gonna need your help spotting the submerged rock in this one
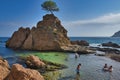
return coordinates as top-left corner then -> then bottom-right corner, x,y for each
0,57 -> 10,80
7,64 -> 44,80
6,14 -> 71,51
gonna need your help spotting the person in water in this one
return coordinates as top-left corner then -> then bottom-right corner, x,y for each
75,53 -> 79,59
108,66 -> 113,72
76,63 -> 81,74
103,63 -> 108,71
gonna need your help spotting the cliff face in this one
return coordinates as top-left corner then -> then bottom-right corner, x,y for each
112,31 -> 120,37
6,14 -> 71,51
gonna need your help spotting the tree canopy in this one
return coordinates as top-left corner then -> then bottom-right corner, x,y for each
41,0 -> 59,14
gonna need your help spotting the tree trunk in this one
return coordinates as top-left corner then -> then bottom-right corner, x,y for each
50,10 -> 53,14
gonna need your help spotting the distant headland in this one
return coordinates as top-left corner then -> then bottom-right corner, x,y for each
112,30 -> 120,37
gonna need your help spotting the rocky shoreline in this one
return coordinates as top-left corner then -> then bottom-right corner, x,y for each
0,55 -> 68,80
90,42 -> 120,62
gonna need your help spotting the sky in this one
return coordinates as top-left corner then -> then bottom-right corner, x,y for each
1,0 -> 120,37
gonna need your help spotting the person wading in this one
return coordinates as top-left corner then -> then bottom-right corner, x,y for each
76,63 -> 81,74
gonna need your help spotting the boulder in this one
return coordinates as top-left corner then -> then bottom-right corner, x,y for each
6,14 -> 71,51
102,42 -> 120,48
7,64 -> 44,80
26,55 -> 45,68
71,40 -> 89,46
0,57 -> 10,80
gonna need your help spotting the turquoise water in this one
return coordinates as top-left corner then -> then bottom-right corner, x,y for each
44,53 -> 120,80
0,37 -> 120,80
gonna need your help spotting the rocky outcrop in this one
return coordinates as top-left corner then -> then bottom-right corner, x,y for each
71,40 -> 89,46
112,30 -> 120,37
7,64 -> 44,80
25,55 -> 45,68
102,42 -> 120,48
0,57 -> 10,80
61,45 -> 95,53
6,27 -> 30,49
97,47 -> 120,54
6,14 -> 71,51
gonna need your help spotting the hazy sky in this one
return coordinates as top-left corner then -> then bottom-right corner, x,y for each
1,0 -> 120,37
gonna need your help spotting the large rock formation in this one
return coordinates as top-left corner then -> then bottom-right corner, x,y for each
112,30 -> 120,37
0,57 -> 10,80
7,64 -> 44,80
6,14 -> 71,51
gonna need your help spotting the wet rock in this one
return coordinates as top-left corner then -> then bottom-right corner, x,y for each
102,42 -> 120,48
98,48 -> 120,54
7,64 -> 44,80
25,55 -> 45,68
61,45 -> 95,54
0,56 -> 10,80
95,51 -> 105,56
71,40 -> 89,46
110,54 -> 120,62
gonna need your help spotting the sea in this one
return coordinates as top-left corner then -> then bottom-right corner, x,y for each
0,37 -> 120,80
0,37 -> 120,61
1,37 -> 120,57
70,37 -> 120,46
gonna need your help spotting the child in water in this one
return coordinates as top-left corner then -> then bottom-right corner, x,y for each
103,64 -> 113,72
76,63 -> 81,74
103,63 -> 108,71
108,66 -> 113,72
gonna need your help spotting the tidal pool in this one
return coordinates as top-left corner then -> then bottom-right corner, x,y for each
40,53 -> 120,80
16,52 -> 120,80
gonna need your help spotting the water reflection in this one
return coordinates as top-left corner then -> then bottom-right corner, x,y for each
109,73 -> 113,80
75,73 -> 81,80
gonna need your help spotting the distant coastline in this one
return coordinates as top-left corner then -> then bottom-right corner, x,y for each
112,30 -> 120,37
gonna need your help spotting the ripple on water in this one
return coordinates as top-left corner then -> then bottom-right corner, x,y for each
44,53 -> 120,80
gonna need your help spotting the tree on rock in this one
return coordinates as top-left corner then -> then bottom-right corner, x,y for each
41,0 -> 59,14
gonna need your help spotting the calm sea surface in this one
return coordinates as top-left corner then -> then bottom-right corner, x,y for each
0,37 -> 120,80
70,37 -> 120,44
